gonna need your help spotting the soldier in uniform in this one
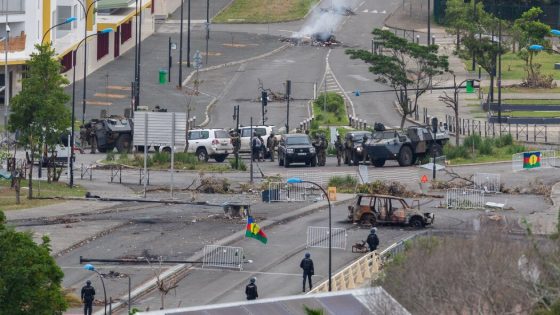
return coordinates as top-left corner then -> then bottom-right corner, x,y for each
334,135 -> 344,166
317,134 -> 327,166
80,122 -> 96,154
231,130 -> 241,167
362,133 -> 369,164
344,135 -> 354,165
266,132 -> 278,162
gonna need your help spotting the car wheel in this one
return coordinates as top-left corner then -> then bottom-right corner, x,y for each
352,152 -> 359,166
360,213 -> 377,226
196,148 -> 209,162
214,154 -> 227,163
409,216 -> 424,229
116,134 -> 132,153
279,154 -> 284,166
372,159 -> 386,167
284,157 -> 289,168
162,147 -> 172,154
398,146 -> 413,167
310,157 -> 317,167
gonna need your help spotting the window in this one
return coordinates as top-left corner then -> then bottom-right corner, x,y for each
73,5 -> 78,28
200,131 -> 209,139
286,137 -> 310,145
57,6 -> 72,31
97,31 -> 109,60
214,130 -> 229,139
188,131 -> 200,140
121,20 -> 132,44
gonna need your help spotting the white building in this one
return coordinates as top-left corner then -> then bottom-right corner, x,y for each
0,0 -> 157,106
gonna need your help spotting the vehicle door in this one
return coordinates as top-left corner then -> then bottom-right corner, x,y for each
187,131 -> 201,153
240,128 -> 252,152
214,129 -> 233,150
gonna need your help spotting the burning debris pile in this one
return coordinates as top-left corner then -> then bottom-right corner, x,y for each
320,6 -> 355,16
280,32 -> 341,47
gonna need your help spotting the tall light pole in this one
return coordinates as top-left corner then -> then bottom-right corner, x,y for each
70,29 -> 113,187
427,0 -> 431,45
178,0 -> 184,87
205,0 -> 209,64
83,263 -> 108,315
3,20 -> 9,138
287,177 -> 332,292
75,0 -> 101,124
187,0 -> 191,68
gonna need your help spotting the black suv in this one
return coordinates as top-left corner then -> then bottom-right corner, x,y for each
278,134 -> 317,167
344,131 -> 373,166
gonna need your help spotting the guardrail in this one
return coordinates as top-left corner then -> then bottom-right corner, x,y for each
308,232 -> 427,294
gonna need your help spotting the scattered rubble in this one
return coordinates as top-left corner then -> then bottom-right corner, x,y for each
357,180 -> 419,198
280,32 -> 341,47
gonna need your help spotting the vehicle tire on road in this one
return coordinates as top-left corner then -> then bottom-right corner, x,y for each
371,158 -> 385,167
409,216 -> 424,228
310,158 -> 317,167
116,134 -> 132,153
360,213 -> 376,226
161,147 -> 172,154
214,154 -> 227,163
93,137 -> 106,153
284,157 -> 290,168
352,152 -> 359,166
136,145 -> 149,153
196,148 -> 209,162
279,155 -> 284,166
398,146 -> 413,167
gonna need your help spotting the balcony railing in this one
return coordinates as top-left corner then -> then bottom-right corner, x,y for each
0,0 -> 25,14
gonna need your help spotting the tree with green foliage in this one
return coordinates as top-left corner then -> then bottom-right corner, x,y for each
346,29 -> 449,128
513,7 -> 553,88
8,44 -> 71,198
0,210 -> 68,314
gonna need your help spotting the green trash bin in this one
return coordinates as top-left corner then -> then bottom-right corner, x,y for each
158,69 -> 167,84
466,80 -> 474,93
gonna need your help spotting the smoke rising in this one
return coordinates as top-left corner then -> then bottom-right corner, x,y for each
293,0 -> 358,40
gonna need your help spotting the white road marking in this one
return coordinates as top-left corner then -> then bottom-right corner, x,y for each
348,74 -> 371,82
372,10 -> 378,14
362,9 -> 369,13
381,10 -> 387,14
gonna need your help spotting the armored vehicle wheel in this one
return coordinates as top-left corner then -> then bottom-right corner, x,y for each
371,158 -> 386,167
409,216 -> 424,229
360,213 -> 376,226
398,146 -> 413,166
116,134 -> 132,153
196,148 -> 209,162
214,154 -> 227,163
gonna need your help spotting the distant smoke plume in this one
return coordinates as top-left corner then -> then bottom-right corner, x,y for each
293,0 -> 358,40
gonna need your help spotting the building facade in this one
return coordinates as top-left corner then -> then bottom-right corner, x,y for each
0,0 -> 156,106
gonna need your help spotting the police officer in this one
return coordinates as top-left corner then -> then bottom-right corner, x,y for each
367,227 -> 380,252
81,280 -> 96,315
266,133 -> 278,162
334,134 -> 344,166
362,134 -> 369,164
252,132 -> 262,162
318,134 -> 327,166
300,252 -> 314,292
245,277 -> 259,300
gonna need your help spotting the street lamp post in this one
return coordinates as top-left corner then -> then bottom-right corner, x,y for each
75,0 -> 101,124
41,17 -> 78,44
83,263 -> 108,315
4,23 -> 9,139
70,29 -> 113,187
287,177 -> 332,291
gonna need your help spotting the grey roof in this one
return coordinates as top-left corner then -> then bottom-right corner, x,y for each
140,288 -> 410,315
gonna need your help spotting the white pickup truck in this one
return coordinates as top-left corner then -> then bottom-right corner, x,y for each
239,125 -> 279,153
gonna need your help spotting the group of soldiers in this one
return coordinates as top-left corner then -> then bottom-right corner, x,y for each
229,130 -> 279,163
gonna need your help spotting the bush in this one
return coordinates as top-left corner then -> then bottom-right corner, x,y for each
328,175 -> 357,193
478,138 -> 494,155
175,152 -> 198,165
494,134 -> 513,148
463,134 -> 482,150
443,144 -> 470,160
506,144 -> 527,155
151,152 -> 170,164
229,158 -> 247,171
106,152 -> 115,161
314,92 -> 345,113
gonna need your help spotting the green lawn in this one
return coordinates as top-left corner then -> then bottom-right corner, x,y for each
504,99 -> 560,105
0,180 -> 86,210
213,0 -> 318,23
481,86 -> 560,94
313,103 -> 349,126
103,152 -> 233,172
507,111 -> 560,118
466,52 -> 560,81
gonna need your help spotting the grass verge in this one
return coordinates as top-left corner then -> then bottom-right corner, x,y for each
213,0 -> 318,23
444,134 -> 530,165
0,180 -> 86,210
313,92 -> 349,126
104,152 -> 234,172
465,52 -> 560,81
481,86 -> 560,94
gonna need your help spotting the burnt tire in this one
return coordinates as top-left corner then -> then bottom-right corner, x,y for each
360,213 -> 377,226
116,134 -> 132,153
398,146 -> 413,167
196,148 -> 209,162
409,216 -> 424,229
372,159 -> 386,167
214,154 -> 227,163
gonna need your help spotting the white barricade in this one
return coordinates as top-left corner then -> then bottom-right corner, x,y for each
266,182 -> 308,202
446,188 -> 485,209
513,150 -> 557,171
306,226 -> 347,250
473,173 -> 501,193
202,245 -> 244,270
421,155 -> 446,171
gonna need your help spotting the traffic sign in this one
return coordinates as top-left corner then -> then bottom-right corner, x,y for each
421,175 -> 428,183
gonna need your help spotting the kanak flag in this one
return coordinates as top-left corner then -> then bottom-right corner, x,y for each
245,216 -> 268,244
523,151 -> 541,169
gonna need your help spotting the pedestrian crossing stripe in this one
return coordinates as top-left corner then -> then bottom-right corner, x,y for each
85,100 -> 112,106
94,92 -> 126,99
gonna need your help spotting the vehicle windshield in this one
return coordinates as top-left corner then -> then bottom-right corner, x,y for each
214,130 -> 229,139
373,131 -> 397,140
352,133 -> 370,141
286,136 -> 310,145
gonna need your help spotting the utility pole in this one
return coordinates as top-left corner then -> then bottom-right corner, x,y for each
178,0 -> 184,87
187,0 -> 191,68
205,0 -> 210,65
261,91 -> 267,125
4,14 -> 9,138
427,0 -> 431,46
497,7 -> 502,124
250,117 -> 253,184
472,0 -> 476,71
286,80 -> 291,133
133,0 -> 139,111
168,37 -> 172,82
233,105 -> 240,169
136,0 -> 142,107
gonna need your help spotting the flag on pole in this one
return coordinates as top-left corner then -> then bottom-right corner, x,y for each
246,216 -> 267,244
523,151 -> 541,169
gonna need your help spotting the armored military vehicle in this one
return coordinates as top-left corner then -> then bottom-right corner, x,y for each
81,117 -> 133,153
364,122 -> 449,167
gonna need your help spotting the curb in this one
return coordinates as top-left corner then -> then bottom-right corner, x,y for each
97,194 -> 355,315
524,181 -> 560,235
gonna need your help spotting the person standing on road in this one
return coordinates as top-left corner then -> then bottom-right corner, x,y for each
81,280 -> 96,315
367,227 -> 380,252
252,133 -> 262,162
267,133 -> 278,162
245,277 -> 259,300
335,135 -> 344,166
258,135 -> 266,161
300,252 -> 314,292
